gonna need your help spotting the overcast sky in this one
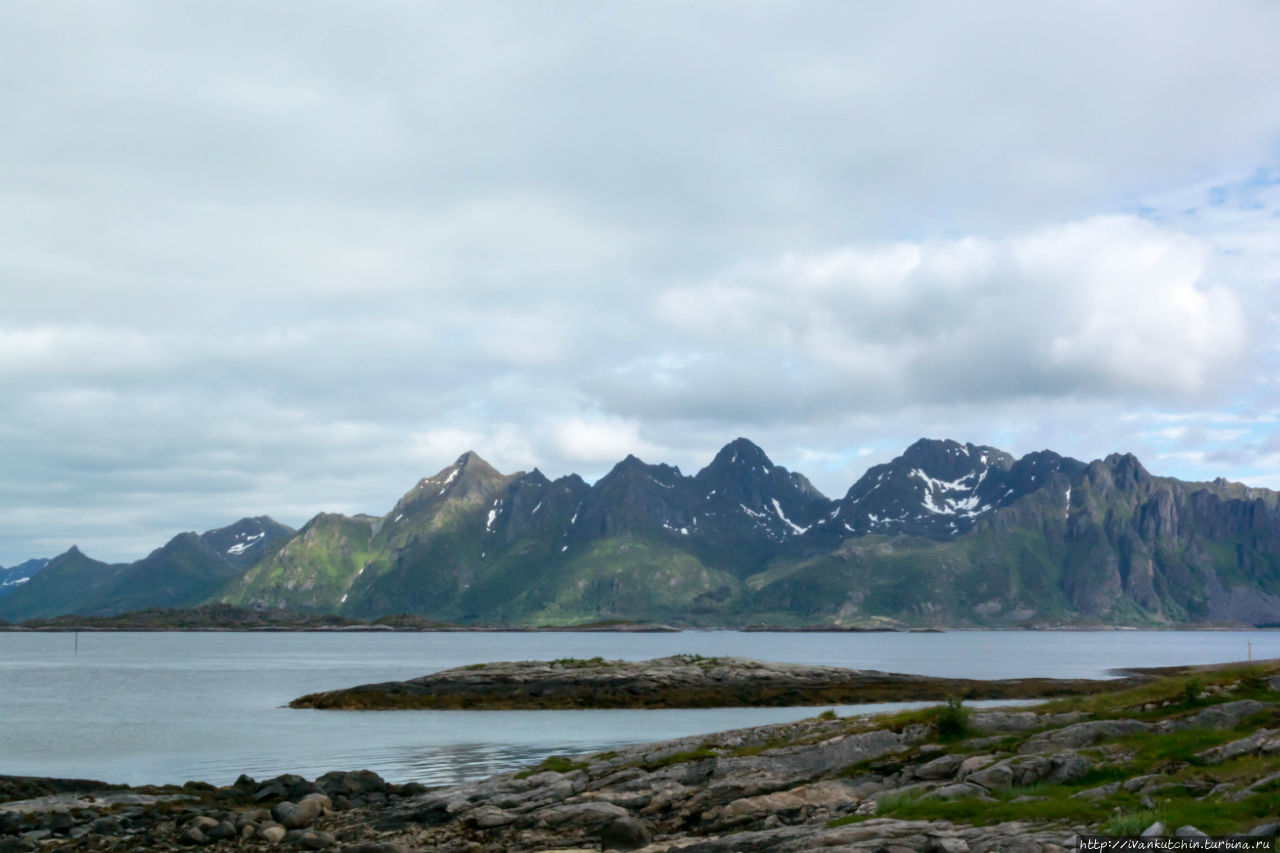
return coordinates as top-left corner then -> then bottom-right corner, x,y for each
3,1 -> 1280,564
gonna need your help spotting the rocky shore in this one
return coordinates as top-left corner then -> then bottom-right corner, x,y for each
6,661 -> 1280,851
289,655 -> 1143,711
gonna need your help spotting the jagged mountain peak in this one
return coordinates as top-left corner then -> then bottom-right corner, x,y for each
603,454 -> 684,485
708,437 -> 774,469
899,438 -> 1014,473
825,439 -> 1058,540
395,452 -> 513,512
1102,451 -> 1149,479
200,516 -> 295,569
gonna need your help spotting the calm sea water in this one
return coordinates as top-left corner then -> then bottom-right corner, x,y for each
1,630 -> 1275,787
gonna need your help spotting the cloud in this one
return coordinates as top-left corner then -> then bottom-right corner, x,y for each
622,216 -> 1246,419
1,2 -> 1279,562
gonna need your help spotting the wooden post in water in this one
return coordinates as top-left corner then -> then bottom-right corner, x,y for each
74,631 -> 78,655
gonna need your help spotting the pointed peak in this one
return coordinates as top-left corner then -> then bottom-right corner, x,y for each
709,437 -> 773,469
522,468 -> 551,487
1103,451 -> 1149,480
555,472 -> 589,490
423,451 -> 503,484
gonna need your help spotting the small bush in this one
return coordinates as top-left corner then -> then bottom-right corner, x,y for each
1238,668 -> 1266,692
1103,811 -> 1161,836
934,695 -> 971,741
817,709 -> 838,721
1182,676 -> 1205,707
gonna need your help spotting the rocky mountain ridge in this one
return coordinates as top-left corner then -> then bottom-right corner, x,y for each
0,559 -> 49,597
3,438 -> 1280,627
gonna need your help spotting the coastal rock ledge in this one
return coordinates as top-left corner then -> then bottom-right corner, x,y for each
289,655 -> 1134,710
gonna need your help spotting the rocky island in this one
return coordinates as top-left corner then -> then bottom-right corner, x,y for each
289,655 -> 1143,711
3,660 -> 1280,850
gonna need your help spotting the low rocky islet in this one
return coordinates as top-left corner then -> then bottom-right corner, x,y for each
288,654 -> 1145,711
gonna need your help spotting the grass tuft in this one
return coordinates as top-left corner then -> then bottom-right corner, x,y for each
513,754 -> 588,779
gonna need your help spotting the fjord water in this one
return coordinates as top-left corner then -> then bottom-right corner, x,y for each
2,630 -> 1276,787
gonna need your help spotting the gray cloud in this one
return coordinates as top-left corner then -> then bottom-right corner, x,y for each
2,1 -> 1280,562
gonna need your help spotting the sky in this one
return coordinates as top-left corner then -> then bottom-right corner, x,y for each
3,1 -> 1280,565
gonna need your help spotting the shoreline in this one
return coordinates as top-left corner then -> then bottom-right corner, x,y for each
4,659 -> 1279,850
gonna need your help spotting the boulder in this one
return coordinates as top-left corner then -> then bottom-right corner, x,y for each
472,807 -> 515,829
1018,720 -> 1150,753
315,770 -> 387,797
600,816 -> 652,851
46,812 -> 73,835
926,837 -> 969,853
87,816 -> 122,835
1071,782 -> 1119,801
259,823 -> 287,842
537,801 -> 629,829
966,752 -> 1092,790
1164,700 -> 1272,732
285,828 -> 336,849
930,783 -> 992,801
914,754 -> 964,781
1195,728 -> 1280,764
184,816 -> 218,833
178,826 -> 207,845
272,799 -> 322,830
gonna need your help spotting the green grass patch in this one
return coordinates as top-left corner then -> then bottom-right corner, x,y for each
549,656 -> 606,668
642,745 -> 718,771
513,755 -> 589,779
1102,810 -> 1161,836
1117,728 -> 1244,768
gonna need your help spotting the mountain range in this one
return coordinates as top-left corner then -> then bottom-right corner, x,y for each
3,438 -> 1279,628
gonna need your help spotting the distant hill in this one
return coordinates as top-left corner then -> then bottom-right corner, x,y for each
0,517 -> 292,621
0,558 -> 49,597
4,440 -> 1280,628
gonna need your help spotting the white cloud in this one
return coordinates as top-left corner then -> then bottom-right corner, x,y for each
2,2 -> 1280,562
636,216 -> 1248,418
